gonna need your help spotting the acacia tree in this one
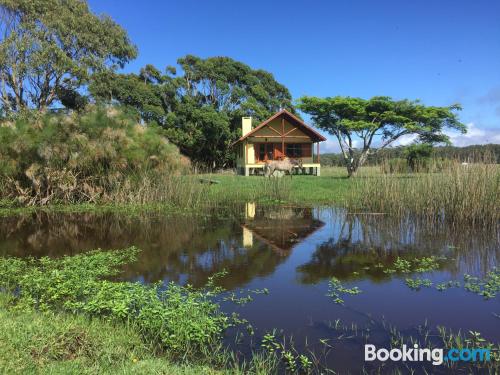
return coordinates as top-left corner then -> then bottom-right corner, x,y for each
0,0 -> 136,113
298,96 -> 466,177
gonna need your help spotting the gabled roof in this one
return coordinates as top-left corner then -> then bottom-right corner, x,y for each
232,109 -> 327,146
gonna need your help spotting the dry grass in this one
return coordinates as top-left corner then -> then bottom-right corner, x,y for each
347,162 -> 500,227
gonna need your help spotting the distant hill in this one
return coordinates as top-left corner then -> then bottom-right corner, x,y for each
320,144 -> 500,167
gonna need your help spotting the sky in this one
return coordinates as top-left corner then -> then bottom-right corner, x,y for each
88,0 -> 500,152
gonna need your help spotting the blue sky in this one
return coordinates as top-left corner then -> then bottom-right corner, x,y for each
88,0 -> 500,151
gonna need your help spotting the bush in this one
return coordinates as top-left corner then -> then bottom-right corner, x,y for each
0,107 -> 189,205
0,248 -> 230,360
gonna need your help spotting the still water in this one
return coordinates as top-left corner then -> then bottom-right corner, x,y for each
1,205 -> 499,373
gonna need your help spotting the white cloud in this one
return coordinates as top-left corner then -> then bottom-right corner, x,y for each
319,122 -> 500,154
321,138 -> 340,153
446,122 -> 500,147
320,137 -> 362,153
392,134 -> 418,147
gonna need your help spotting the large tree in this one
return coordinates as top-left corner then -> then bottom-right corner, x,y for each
0,0 -> 136,112
298,96 -> 466,177
91,56 -> 295,168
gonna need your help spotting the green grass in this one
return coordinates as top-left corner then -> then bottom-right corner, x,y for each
202,166 -> 358,205
0,294 -> 222,375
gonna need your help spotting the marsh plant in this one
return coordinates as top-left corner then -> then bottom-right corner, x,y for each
327,277 -> 362,304
348,160 -> 500,227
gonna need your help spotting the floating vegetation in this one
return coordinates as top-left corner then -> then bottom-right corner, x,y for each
223,288 -> 270,305
384,256 -> 444,275
464,268 -> 500,300
327,277 -> 362,304
405,277 -> 433,290
435,280 -> 461,291
223,292 -> 254,305
249,288 -> 270,295
413,256 -> 443,272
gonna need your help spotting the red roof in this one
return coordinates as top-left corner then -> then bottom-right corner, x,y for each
232,109 -> 327,146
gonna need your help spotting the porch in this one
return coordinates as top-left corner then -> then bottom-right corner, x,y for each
239,162 -> 321,176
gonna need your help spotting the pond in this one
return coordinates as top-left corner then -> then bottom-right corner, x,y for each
1,204 -> 499,373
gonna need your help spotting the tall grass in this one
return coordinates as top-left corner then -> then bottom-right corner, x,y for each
347,162 -> 500,227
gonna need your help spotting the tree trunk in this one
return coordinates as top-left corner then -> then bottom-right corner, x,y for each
347,164 -> 358,178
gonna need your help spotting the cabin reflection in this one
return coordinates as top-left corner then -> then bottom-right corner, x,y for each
241,203 -> 325,255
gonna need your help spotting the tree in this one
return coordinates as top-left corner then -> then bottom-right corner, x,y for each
404,143 -> 433,172
0,0 -> 136,113
298,96 -> 466,177
91,55 -> 295,168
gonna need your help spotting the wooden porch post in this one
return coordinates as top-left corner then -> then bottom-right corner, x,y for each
317,142 -> 320,163
281,117 -> 285,159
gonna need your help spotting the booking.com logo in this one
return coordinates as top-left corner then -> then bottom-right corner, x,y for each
365,344 -> 491,366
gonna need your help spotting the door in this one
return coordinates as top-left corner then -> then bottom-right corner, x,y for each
255,143 -> 274,162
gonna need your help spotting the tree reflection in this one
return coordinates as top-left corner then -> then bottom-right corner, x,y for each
296,210 -> 499,284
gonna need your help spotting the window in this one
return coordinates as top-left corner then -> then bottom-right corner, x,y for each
259,144 -> 266,161
286,143 -> 302,158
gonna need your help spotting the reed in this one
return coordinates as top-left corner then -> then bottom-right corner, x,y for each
347,161 -> 500,228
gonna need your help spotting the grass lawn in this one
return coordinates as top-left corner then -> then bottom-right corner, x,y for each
202,166 -> 378,205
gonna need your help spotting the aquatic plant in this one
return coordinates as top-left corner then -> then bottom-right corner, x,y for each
327,277 -> 362,304
261,331 -> 313,374
405,277 -> 433,290
464,268 -> 500,299
383,256 -> 444,274
435,280 -> 461,291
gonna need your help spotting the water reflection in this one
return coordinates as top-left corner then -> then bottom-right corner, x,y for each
242,203 -> 325,255
298,210 -> 499,283
0,206 -> 498,288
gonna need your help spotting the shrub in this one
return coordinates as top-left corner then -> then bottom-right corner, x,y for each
0,248 -> 230,360
0,107 -> 189,205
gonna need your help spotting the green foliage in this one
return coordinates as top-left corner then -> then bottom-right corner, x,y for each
261,332 -> 313,374
321,144 -> 500,167
0,0 -> 136,112
404,143 -> 433,172
0,296 -> 229,374
405,277 -> 433,290
383,256 -> 443,274
298,96 -> 465,176
464,269 -> 500,299
327,277 -> 362,304
91,55 -> 295,168
0,248 -> 232,360
0,107 -> 188,205
435,280 -> 461,291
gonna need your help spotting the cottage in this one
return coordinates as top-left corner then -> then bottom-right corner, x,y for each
232,109 -> 326,176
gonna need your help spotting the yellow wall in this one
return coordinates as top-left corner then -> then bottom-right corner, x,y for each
247,142 -> 255,164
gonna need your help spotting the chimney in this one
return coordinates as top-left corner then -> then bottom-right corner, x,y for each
242,117 -> 252,136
